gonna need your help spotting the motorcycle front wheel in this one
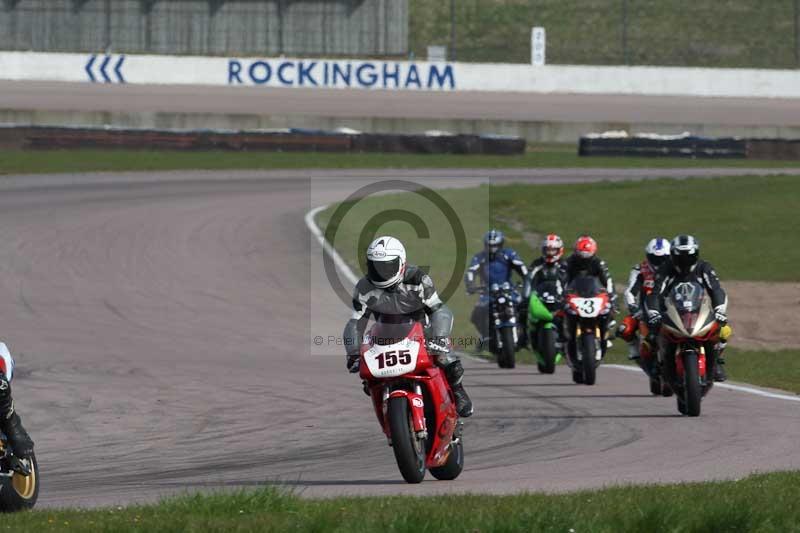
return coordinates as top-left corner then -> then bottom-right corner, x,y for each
388,397 -> 426,483
498,327 -> 516,369
682,352 -> 702,417
538,328 -> 556,374
0,452 -> 39,512
581,333 -> 597,385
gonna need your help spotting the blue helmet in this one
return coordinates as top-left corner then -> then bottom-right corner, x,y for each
484,229 -> 504,256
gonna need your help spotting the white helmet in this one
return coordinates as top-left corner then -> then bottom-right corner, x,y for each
366,236 -> 407,289
645,237 -> 671,268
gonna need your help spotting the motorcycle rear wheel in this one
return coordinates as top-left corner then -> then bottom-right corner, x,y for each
388,397 -> 426,483
0,452 -> 39,512
429,438 -> 464,481
581,333 -> 597,386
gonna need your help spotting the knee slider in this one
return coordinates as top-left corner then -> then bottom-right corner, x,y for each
719,324 -> 732,342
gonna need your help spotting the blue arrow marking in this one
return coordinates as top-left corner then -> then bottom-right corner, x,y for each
114,55 -> 126,83
99,55 -> 112,83
85,55 -> 97,82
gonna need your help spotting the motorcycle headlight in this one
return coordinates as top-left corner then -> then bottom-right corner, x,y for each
497,297 -> 506,304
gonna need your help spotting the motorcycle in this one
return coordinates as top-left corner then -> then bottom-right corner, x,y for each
359,315 -> 463,483
0,343 -> 39,512
659,280 -> 720,416
564,275 -> 612,385
527,279 -> 564,374
481,282 -> 522,369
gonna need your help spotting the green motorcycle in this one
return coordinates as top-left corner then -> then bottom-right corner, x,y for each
528,279 -> 564,374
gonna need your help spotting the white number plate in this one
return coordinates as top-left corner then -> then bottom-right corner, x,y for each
364,339 -> 421,378
572,297 -> 603,318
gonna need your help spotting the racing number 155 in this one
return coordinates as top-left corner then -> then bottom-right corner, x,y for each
377,349 -> 412,369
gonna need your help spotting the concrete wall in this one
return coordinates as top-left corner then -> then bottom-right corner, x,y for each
4,51 -> 800,98
5,109 -> 800,145
0,0 -> 408,57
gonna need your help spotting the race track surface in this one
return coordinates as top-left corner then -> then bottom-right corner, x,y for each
3,80 -> 800,126
1,168 -> 799,508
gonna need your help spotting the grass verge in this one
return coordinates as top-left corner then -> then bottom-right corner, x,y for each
317,175 -> 800,392
6,471 -> 800,532
3,149 -> 800,175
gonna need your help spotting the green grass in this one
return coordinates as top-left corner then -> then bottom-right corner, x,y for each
5,471 -> 800,532
410,0 -> 800,69
318,175 -> 800,392
3,149 -> 800,175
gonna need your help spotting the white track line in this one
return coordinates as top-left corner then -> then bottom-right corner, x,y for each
306,203 -> 799,404
606,364 -> 800,403
305,204 -> 359,286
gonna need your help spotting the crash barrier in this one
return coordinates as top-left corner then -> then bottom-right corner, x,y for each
0,125 -> 526,155
5,51 -> 800,98
578,133 -> 746,159
578,132 -> 800,160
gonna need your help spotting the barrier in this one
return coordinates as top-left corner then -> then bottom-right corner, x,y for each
0,125 -> 526,155
4,51 -> 800,98
579,133 -> 800,160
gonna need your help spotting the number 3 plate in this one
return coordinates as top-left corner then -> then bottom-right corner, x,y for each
364,339 -> 420,378
572,297 -> 603,318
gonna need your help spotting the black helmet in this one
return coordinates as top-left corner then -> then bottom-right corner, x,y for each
670,235 -> 699,275
484,229 -> 504,256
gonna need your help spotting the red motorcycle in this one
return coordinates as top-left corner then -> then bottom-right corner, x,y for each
359,315 -> 464,483
564,275 -> 612,385
659,280 -> 721,416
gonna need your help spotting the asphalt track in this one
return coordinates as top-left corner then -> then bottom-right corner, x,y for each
3,80 -> 800,126
1,168 -> 799,509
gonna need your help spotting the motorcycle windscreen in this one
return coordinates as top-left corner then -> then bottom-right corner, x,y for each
566,275 -> 604,298
370,314 -> 416,346
666,281 -> 713,337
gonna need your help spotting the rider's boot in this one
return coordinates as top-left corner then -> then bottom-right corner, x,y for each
0,375 -> 33,457
713,346 -> 727,382
714,327 -> 731,382
445,361 -> 473,417
626,340 -> 641,360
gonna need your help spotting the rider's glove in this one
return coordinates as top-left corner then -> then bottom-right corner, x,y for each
647,309 -> 662,328
426,336 -> 451,356
714,306 -> 728,325
346,354 -> 360,373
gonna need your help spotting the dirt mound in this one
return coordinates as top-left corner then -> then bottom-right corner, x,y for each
726,281 -> 800,351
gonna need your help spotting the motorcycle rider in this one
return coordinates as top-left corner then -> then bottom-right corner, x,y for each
525,234 -> 567,296
0,344 -> 34,458
618,238 -> 671,361
343,236 -> 473,417
646,235 -> 732,382
524,234 -> 568,349
564,235 -> 617,348
464,230 -> 528,349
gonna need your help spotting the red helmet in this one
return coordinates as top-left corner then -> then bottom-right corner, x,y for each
541,234 -> 564,264
574,235 -> 597,259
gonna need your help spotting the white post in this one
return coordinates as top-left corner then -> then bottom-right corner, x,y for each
531,27 -> 546,66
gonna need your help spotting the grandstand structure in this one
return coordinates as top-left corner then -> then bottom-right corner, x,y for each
0,0 -> 408,57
